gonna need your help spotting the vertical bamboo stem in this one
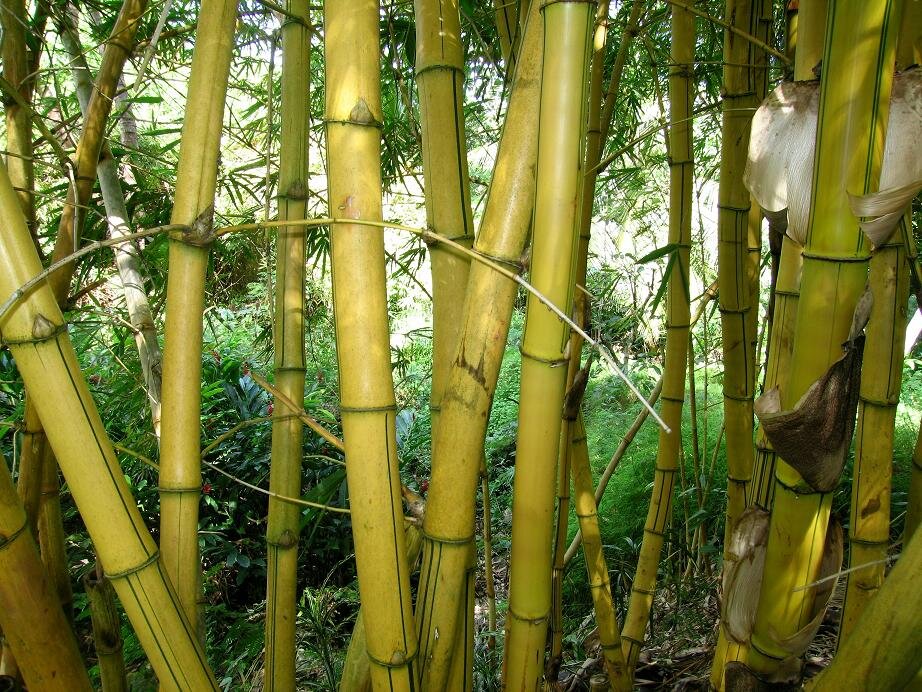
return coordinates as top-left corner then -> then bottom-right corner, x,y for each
324,2 -> 419,688
264,1 -> 309,686
159,0 -> 239,638
415,1 -> 543,685
620,0 -> 694,673
840,235 -> 909,638
501,2 -> 594,687
746,0 -> 902,677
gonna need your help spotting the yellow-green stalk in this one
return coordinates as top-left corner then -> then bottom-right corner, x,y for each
717,0 -> 760,553
840,235 -> 908,639
501,2 -> 594,687
415,1 -> 543,685
415,0 -> 474,455
0,458 -> 90,691
159,0 -> 238,638
806,529 -> 922,691
746,0 -> 902,677
0,162 -> 218,689
264,0 -> 310,686
495,0 -> 522,68
571,414 -> 630,689
908,418 -> 922,540
620,0 -> 693,672
84,572 -> 129,692
324,2 -> 419,688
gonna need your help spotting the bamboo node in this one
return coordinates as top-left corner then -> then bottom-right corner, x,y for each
519,344 -> 569,367
104,550 -> 160,580
2,316 -> 67,346
506,605 -> 549,625
365,646 -> 418,669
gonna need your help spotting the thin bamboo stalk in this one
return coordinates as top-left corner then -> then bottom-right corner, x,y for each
908,418 -> 922,540
414,1 -> 543,685
502,2 -> 594,687
324,2 -> 419,688
717,0 -> 759,558
264,0 -> 309,686
59,12 -> 163,438
571,414 -> 630,689
84,571 -> 129,692
0,163 -> 218,689
494,0 -> 521,69
746,0 -> 902,677
159,0 -> 239,639
620,0 -> 694,673
840,235 -> 909,638
0,457 -> 90,691
36,445 -> 72,620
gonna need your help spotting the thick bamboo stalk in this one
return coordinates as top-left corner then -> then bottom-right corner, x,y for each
620,0 -> 694,673
159,0 -> 238,638
414,1 -> 543,685
84,572 -> 129,692
745,0 -> 902,677
806,528 -> 922,691
324,2 -> 419,688
501,2 -> 594,687
0,457 -> 90,691
0,163 -> 218,689
840,237 -> 909,638
571,415 -> 630,689
264,0 -> 309,686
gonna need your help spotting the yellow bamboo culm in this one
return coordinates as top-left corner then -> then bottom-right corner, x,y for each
0,164 -> 218,689
412,2 -> 477,677
159,0 -> 238,639
415,1 -> 543,685
0,458 -> 90,691
501,2 -> 594,688
717,0 -> 759,560
324,2 -> 419,689
264,0 -> 310,687
620,0 -> 694,673
745,0 -> 903,678
570,416 -> 630,690
806,529 -> 922,691
839,235 -> 909,639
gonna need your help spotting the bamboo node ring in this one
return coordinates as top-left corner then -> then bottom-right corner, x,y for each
104,550 -> 160,580
1,315 -> 67,346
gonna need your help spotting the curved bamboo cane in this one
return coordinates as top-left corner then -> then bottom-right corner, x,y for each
745,0 -> 902,678
620,0 -> 694,673
159,0 -> 239,638
324,2 -> 419,688
264,1 -> 310,686
414,1 -> 543,685
0,163 -> 218,689
0,458 -> 90,691
501,2 -> 594,687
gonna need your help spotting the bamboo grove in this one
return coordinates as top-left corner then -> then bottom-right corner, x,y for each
0,0 -> 920,690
